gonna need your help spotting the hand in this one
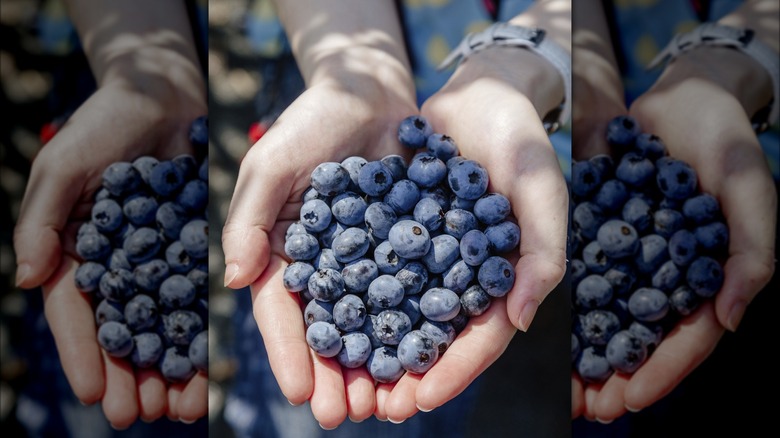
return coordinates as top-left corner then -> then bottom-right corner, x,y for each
376,47 -> 569,422
13,53 -> 207,427
221,58 -> 418,428
572,47 -> 777,422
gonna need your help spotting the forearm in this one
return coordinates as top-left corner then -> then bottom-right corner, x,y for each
64,0 -> 202,89
272,0 -> 414,96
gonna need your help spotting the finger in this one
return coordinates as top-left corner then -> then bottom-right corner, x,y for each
343,367 -> 376,423
383,372 -> 421,424
101,351 -> 139,429
167,383 -> 185,421
593,372 -> 630,423
222,136 -> 296,288
251,255 -> 313,403
623,301 -> 724,412
41,256 -> 104,404
309,351 -> 347,430
373,383 -> 393,421
177,372 -> 209,423
582,382 -> 603,421
571,373 -> 585,419
414,299 -> 516,412
136,368 -> 167,422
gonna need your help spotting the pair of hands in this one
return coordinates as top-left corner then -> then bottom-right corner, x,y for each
222,47 -> 569,428
571,47 -> 777,422
13,56 -> 208,427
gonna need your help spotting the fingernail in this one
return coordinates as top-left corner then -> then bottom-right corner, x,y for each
376,417 -> 388,422
596,417 -> 613,425
416,404 -> 433,413
727,300 -> 747,332
518,300 -> 540,332
625,404 -> 641,413
181,418 -> 196,424
288,399 -> 303,407
348,415 -> 363,423
224,263 -> 239,287
15,264 -> 30,287
319,423 -> 336,430
110,423 -> 128,431
387,417 -> 404,424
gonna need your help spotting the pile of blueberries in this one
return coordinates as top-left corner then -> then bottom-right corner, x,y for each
283,116 -> 519,383
571,115 -> 728,383
73,117 -> 209,383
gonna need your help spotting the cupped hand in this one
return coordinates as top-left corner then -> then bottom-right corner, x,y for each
572,52 -> 776,422
377,47 -> 569,423
13,65 -> 207,427
222,75 -> 418,428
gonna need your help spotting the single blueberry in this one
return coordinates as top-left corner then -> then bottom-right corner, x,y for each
97,321 -> 134,357
448,159 -> 488,200
310,162 -> 350,196
336,332 -> 372,368
397,330 -> 439,374
188,330 -> 208,372
686,256 -> 724,298
477,256 -> 515,297
398,115 -> 433,149
131,332 -> 164,368
305,321 -> 342,357
628,287 -> 669,322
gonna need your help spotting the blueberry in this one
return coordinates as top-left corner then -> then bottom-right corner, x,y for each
285,222 -> 308,239
589,154 -> 615,180
460,229 -> 490,266
394,261 -> 428,295
484,221 -> 521,254
426,133 -> 459,161
616,152 -> 655,188
341,258 -> 379,294
621,197 -> 653,234
164,310 -> 203,346
303,299 -> 335,326
459,284 -> 491,317
318,221 -> 347,248
606,115 -> 640,147
682,193 -> 719,225
149,160 -> 185,197
121,227 -> 161,264
419,186 -> 451,211
420,320 -> 456,355
132,156 -> 159,184
160,275 -> 197,309
367,346 -> 405,383
575,274 -> 613,309
97,321 -> 134,357
582,241 -> 613,274
198,159 -> 208,181
187,265 -> 208,295
448,159 -> 489,200
398,115 -> 433,149
694,221 -> 729,252
364,202 -> 397,240
576,346 -> 613,383
628,287 -> 668,322
173,154 -> 199,180
188,330 -> 208,372
593,180 -> 629,213
597,220 -> 639,259
336,332 -> 372,368
331,192 -> 368,226
668,229 -> 698,266
571,259 -> 587,288
178,219 -> 208,259
310,162 -> 350,196
572,160 -> 603,198
75,262 -> 107,293
189,115 -> 208,146
328,227 -> 368,263
124,294 -> 158,331
634,234 -> 669,274
91,199 -> 124,233
313,248 -> 343,272
95,299 -> 125,325
446,155 -> 466,170
380,155 -> 408,182
306,321 -> 342,357
333,294 -> 367,332
634,133 -> 666,160
388,220 -> 431,259
574,203 -> 607,244
308,268 -> 346,302
653,208 -> 685,238
628,321 -> 664,350
449,313 -> 469,334
443,260 -> 474,294
397,330 -> 439,373
99,268 -> 135,302
165,241 -> 196,273
603,263 -> 635,296
102,161 -> 142,197
413,197 -> 445,231
373,240 -> 408,275
176,179 -> 208,213
606,330 -> 648,373
686,256 -> 724,298
284,232 -> 319,261
651,260 -> 681,292
443,209 -> 478,239
301,186 -> 331,204
450,196 -> 476,211
131,332 -> 164,368
399,295 -> 422,326
581,310 -> 621,346
478,256 -> 515,297
419,288 -> 461,322
160,346 -> 196,383
360,315 -> 383,349
656,159 -> 697,200
156,201 -> 190,241
669,285 -> 699,316
300,199 -> 332,233
341,156 -> 368,191
408,153 -> 447,188
473,193 -> 511,226
358,161 -> 394,196
367,275 -> 405,309
122,195 -> 159,226
284,261 -> 316,292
